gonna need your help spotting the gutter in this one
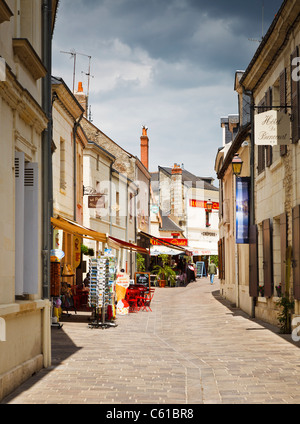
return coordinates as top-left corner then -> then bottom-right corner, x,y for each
73,112 -> 84,220
42,0 -> 53,300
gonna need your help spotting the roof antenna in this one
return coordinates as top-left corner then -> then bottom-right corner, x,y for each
248,0 -> 265,44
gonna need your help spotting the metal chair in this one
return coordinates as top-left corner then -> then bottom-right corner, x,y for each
137,288 -> 155,312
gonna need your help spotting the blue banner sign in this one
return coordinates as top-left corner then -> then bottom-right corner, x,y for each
236,177 -> 250,244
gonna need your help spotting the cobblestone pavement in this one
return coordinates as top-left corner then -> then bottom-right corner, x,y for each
2,277 -> 300,404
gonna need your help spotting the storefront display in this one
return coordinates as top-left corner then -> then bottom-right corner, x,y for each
88,254 -> 117,329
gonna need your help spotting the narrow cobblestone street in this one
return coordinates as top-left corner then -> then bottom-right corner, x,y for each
2,277 -> 300,405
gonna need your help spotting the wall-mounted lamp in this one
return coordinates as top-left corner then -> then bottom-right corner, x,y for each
232,153 -> 243,176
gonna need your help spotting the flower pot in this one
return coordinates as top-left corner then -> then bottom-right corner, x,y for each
159,280 -> 166,288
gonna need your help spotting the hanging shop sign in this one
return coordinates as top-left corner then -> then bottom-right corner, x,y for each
150,238 -> 188,246
189,199 -> 219,210
254,110 -> 291,146
236,177 -> 250,244
88,195 -> 105,209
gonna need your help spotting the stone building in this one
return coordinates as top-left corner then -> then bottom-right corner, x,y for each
215,0 -> 300,328
0,0 -> 58,401
150,164 -> 219,267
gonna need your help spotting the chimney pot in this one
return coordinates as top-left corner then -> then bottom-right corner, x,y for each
140,126 -> 149,170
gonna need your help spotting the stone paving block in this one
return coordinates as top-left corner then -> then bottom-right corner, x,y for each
2,278 -> 300,404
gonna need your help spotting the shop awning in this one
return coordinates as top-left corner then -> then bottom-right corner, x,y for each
108,235 -> 149,255
139,231 -> 193,256
51,216 -> 107,243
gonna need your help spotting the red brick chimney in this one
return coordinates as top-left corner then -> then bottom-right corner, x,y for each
171,163 -> 182,175
140,126 -> 149,170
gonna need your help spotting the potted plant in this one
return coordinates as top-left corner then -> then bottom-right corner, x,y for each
153,254 -> 176,287
136,253 -> 146,272
275,284 -> 282,297
258,285 -> 264,297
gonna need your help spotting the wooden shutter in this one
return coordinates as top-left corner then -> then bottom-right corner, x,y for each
23,163 -> 39,295
293,205 -> 300,300
249,225 -> 258,297
280,69 -> 287,156
262,219 -> 273,297
291,47 -> 300,144
280,213 -> 287,294
265,88 -> 273,167
257,99 -> 266,174
15,151 -> 25,296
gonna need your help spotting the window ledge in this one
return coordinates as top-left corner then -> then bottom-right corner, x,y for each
0,0 -> 13,24
13,38 -> 46,80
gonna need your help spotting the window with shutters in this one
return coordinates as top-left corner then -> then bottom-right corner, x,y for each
257,99 -> 266,175
265,87 -> 273,167
273,217 -> 281,295
280,213 -> 287,295
262,219 -> 273,298
14,152 -> 39,296
249,225 -> 258,297
279,69 -> 288,156
291,47 -> 300,144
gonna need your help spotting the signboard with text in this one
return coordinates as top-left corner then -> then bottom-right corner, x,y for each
150,238 -> 188,246
254,110 -> 291,146
236,177 -> 250,244
189,199 -> 219,210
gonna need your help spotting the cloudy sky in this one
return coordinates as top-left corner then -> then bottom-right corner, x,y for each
52,0 -> 283,181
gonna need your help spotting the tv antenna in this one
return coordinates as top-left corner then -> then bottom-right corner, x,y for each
60,49 -> 92,93
81,55 -> 94,103
248,1 -> 265,43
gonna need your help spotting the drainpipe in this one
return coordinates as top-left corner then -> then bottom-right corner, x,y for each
42,0 -> 52,300
73,112 -> 84,220
248,90 -> 256,318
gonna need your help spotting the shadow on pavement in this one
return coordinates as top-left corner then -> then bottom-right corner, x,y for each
211,289 -> 300,349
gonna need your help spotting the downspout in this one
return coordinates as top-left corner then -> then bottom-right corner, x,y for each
73,112 -> 84,220
109,162 -> 113,235
248,89 -> 256,318
42,0 -> 52,300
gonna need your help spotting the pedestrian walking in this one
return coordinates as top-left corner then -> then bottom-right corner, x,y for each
208,262 -> 217,284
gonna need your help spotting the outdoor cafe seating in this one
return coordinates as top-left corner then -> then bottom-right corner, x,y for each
125,285 -> 155,313
136,288 -> 155,312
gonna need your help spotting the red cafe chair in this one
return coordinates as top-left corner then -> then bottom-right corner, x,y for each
137,288 -> 155,312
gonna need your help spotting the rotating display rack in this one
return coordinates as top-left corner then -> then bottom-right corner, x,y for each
88,255 -> 117,329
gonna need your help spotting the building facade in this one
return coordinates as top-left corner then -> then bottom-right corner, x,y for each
0,0 -> 58,401
215,0 -> 300,328
150,164 -> 219,267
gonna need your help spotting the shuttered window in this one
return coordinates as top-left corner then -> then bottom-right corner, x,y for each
280,69 -> 288,156
292,205 -> 300,300
249,224 -> 258,297
262,219 -> 273,297
257,99 -> 266,174
280,213 -> 287,294
291,47 -> 300,144
218,238 -> 225,280
265,88 -> 273,167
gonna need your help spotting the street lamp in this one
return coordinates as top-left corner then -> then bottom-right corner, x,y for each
232,153 -> 243,176
205,199 -> 213,213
